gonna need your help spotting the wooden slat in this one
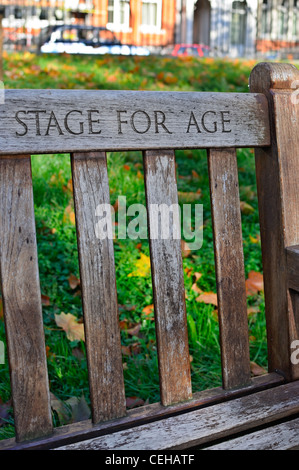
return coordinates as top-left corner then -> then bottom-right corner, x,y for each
208,148 -> 251,389
250,63 -> 299,381
0,372 -> 284,450
206,416 -> 299,450
143,150 -> 192,406
0,155 -> 53,442
286,245 -> 299,291
71,151 -> 126,423
53,381 -> 299,450
0,90 -> 270,155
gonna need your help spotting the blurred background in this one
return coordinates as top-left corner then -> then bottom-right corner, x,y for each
0,0 -> 297,60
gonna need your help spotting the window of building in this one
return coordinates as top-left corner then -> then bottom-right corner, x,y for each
107,0 -> 130,32
141,0 -> 162,31
231,1 -> 247,46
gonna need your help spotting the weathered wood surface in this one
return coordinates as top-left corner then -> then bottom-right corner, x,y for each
0,90 -> 270,155
143,150 -> 192,405
54,381 -> 299,450
71,152 -> 126,423
286,246 -> 299,291
250,62 -> 299,381
0,155 -> 53,442
206,416 -> 299,450
0,372 -> 284,450
208,148 -> 251,390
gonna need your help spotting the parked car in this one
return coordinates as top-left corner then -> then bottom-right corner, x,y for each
40,25 -> 150,56
171,44 -> 210,57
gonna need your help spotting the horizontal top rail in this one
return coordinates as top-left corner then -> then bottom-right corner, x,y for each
0,90 -> 270,155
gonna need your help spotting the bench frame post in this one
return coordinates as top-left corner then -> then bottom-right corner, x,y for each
250,63 -> 299,381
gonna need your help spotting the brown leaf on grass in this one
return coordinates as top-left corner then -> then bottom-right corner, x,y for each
196,292 -> 218,307
68,274 -> 80,290
181,240 -> 191,258
0,398 -> 12,427
247,306 -> 260,316
121,345 -> 131,356
41,294 -> 51,306
245,271 -> 264,296
126,323 -> 142,337
63,204 -> 76,225
250,361 -> 267,376
191,283 -> 203,294
240,201 -> 255,215
126,396 -> 145,409
54,312 -> 85,342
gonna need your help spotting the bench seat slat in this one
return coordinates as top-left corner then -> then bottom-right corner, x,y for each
143,150 -> 192,406
53,380 -> 299,450
208,148 -> 251,389
0,155 -> 53,442
71,151 -> 126,423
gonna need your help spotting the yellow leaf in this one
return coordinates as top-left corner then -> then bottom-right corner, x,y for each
128,253 -> 151,277
55,312 -> 85,342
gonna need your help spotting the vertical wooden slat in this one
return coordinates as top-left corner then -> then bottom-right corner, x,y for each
208,148 -> 251,389
0,155 -> 52,442
143,150 -> 192,406
71,151 -> 126,423
250,62 -> 299,381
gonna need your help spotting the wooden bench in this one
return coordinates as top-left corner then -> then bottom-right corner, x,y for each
0,62 -> 299,451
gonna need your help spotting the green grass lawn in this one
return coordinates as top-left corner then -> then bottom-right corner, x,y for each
0,52 -> 270,438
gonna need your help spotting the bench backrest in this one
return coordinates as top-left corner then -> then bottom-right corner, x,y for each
0,62 -> 299,445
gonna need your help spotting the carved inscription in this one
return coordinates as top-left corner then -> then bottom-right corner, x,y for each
14,109 -> 232,137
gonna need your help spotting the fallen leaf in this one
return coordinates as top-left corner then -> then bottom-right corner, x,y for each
191,283 -> 203,294
128,253 -> 151,277
126,323 -> 142,337
68,274 -> 80,290
240,201 -> 255,215
142,304 -> 154,316
126,396 -> 145,409
121,345 -> 131,356
41,294 -> 51,306
245,271 -> 264,296
0,398 -> 12,427
196,292 -> 218,307
50,392 -> 70,424
63,204 -> 76,225
249,234 -> 260,244
250,361 -> 267,376
247,306 -> 260,316
178,191 -> 202,203
54,312 -> 85,342
181,240 -> 191,258
65,395 -> 91,423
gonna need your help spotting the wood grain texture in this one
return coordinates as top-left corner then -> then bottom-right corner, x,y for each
208,149 -> 251,389
71,151 -> 126,423
206,416 -> 299,450
286,246 -> 299,291
0,90 -> 270,155
143,150 -> 192,406
0,372 -> 284,450
250,62 -> 299,381
54,381 -> 299,450
0,156 -> 52,442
